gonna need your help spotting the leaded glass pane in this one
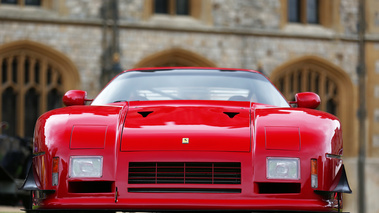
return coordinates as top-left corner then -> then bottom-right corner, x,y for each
25,0 -> 41,6
288,0 -> 301,23
1,59 -> 7,84
47,67 -> 52,84
34,61 -> 40,83
2,88 -> 16,136
154,0 -> 169,14
1,0 -> 17,4
307,0 -> 319,24
24,58 -> 30,84
326,99 -> 337,115
12,58 -> 17,83
176,0 -> 189,15
48,89 -> 62,111
24,89 -> 39,138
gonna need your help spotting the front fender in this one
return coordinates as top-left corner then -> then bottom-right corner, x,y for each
31,105 -> 124,194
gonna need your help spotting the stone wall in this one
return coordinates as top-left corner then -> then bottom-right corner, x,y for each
62,0 -> 102,19
119,0 -> 145,22
340,0 -> 359,34
212,0 -> 281,29
0,21 -> 102,95
119,28 -> 358,83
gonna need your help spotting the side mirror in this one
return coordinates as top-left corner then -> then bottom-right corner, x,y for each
63,90 -> 91,106
293,92 -> 320,109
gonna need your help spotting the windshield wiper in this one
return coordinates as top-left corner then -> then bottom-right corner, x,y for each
112,100 -> 127,103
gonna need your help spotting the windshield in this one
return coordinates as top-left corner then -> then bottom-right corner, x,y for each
92,69 -> 289,107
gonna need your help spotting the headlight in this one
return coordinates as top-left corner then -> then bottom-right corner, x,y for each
267,157 -> 300,180
70,156 -> 103,178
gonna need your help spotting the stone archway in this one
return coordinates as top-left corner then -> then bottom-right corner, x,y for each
134,48 -> 217,68
270,56 -> 356,156
0,40 -> 80,137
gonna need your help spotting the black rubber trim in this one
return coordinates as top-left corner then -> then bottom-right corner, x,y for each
128,188 -> 241,193
19,163 -> 55,194
21,209 -> 350,213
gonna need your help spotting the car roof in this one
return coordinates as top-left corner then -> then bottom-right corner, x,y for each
122,67 -> 261,74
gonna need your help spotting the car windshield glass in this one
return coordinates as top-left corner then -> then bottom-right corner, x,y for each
92,69 -> 289,107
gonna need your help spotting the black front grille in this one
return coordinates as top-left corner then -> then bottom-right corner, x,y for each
128,162 -> 241,184
128,188 -> 241,193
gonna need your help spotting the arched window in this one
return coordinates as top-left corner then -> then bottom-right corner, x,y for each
0,41 -> 79,138
273,65 -> 339,116
270,56 -> 356,156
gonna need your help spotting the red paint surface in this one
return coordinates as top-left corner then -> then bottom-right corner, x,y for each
265,126 -> 300,151
70,125 -> 107,149
122,101 -> 251,152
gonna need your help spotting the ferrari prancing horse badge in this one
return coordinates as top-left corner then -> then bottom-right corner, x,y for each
182,138 -> 189,144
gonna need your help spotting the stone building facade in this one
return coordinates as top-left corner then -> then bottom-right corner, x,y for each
0,0 -> 379,212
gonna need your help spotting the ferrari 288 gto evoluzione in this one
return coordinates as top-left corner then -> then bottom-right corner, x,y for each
21,67 -> 352,212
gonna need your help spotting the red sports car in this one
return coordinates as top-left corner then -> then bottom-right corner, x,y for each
21,67 -> 351,212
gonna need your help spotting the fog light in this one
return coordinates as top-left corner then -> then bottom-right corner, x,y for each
267,157 -> 300,180
70,156 -> 103,178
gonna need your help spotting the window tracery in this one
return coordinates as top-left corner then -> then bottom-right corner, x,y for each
0,41 -> 78,138
273,63 -> 340,116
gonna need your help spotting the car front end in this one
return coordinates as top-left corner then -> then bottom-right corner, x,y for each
22,68 -> 351,212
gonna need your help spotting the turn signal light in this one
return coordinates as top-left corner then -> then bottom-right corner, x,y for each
52,157 -> 59,186
311,159 -> 318,188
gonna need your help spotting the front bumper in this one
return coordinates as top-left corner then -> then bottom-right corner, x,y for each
23,151 -> 351,212
32,196 -> 343,212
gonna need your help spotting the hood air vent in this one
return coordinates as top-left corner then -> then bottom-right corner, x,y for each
137,111 -> 153,117
223,112 -> 240,118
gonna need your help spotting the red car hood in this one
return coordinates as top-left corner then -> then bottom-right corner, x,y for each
121,101 -> 251,152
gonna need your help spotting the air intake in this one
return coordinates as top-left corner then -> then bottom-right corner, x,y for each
128,162 -> 241,184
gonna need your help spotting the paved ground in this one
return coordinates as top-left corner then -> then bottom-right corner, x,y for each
0,206 -> 23,213
0,206 -> 135,213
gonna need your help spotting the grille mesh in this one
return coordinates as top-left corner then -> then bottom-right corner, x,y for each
128,162 -> 241,184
